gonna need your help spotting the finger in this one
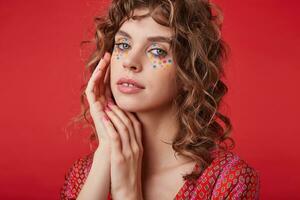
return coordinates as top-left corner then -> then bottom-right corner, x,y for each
101,113 -> 122,156
104,105 -> 133,156
103,63 -> 110,85
86,56 -> 107,97
85,67 -> 102,105
99,54 -> 111,99
96,64 -> 111,105
94,53 -> 111,101
85,52 -> 110,105
104,64 -> 113,101
107,102 -> 137,150
125,111 -> 143,153
91,109 -> 111,142
125,112 -> 143,186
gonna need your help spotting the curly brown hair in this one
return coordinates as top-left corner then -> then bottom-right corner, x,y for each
68,0 -> 235,182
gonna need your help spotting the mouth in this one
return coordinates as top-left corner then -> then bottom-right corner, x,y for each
116,77 -> 145,94
117,84 -> 144,94
116,78 -> 145,89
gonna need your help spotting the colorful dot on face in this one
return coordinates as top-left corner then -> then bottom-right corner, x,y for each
112,38 -> 130,61
145,43 -> 174,69
113,50 -> 128,61
149,57 -> 173,69
147,52 -> 174,69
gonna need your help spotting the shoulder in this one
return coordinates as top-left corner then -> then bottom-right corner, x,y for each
60,152 -> 95,200
193,150 -> 260,199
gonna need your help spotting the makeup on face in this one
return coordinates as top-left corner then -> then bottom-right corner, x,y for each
146,43 -> 173,68
112,33 -> 173,69
112,38 -> 130,60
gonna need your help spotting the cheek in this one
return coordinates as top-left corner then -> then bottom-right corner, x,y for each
148,73 -> 178,105
150,67 -> 177,92
146,53 -> 173,69
112,48 -> 129,61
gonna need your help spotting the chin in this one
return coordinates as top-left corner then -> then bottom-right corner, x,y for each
114,96 -> 156,113
114,97 -> 140,111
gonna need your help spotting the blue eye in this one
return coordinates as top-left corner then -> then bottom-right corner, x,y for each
150,48 -> 167,58
115,43 -> 130,51
114,42 -> 167,58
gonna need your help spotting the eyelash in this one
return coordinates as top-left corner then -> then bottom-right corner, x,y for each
114,42 -> 167,58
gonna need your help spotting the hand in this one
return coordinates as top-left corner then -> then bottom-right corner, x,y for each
101,100 -> 144,200
78,52 -> 116,200
85,51 -> 113,149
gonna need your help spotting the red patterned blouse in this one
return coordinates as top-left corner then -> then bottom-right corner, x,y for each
60,150 -> 260,199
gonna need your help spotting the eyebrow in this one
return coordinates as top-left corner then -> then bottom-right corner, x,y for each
115,29 -> 172,44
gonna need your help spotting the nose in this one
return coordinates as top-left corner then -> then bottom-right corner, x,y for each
123,64 -> 141,72
122,51 -> 143,72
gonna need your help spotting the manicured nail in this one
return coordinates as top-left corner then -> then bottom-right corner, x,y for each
103,52 -> 110,61
104,101 -> 108,107
102,52 -> 106,59
107,99 -> 115,106
104,105 -> 112,111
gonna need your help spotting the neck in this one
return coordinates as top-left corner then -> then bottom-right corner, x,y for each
135,103 -> 189,175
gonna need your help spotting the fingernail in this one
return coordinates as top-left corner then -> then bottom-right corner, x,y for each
104,101 -> 108,107
103,52 -> 110,61
104,105 -> 112,111
107,98 -> 115,106
102,52 -> 107,59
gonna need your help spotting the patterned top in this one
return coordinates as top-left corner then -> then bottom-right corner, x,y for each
60,150 -> 260,199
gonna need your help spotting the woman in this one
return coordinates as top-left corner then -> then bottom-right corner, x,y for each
61,0 -> 260,199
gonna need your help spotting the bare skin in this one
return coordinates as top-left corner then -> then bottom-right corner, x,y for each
77,53 -> 112,200
77,8 -> 197,200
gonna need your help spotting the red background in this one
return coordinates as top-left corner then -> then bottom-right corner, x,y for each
0,0 -> 299,199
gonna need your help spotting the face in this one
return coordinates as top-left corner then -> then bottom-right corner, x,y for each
110,8 -> 178,113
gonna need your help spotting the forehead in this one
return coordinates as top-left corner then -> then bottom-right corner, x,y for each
116,8 -> 173,39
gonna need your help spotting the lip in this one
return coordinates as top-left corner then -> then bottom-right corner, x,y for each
117,84 -> 144,94
117,78 -> 145,89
